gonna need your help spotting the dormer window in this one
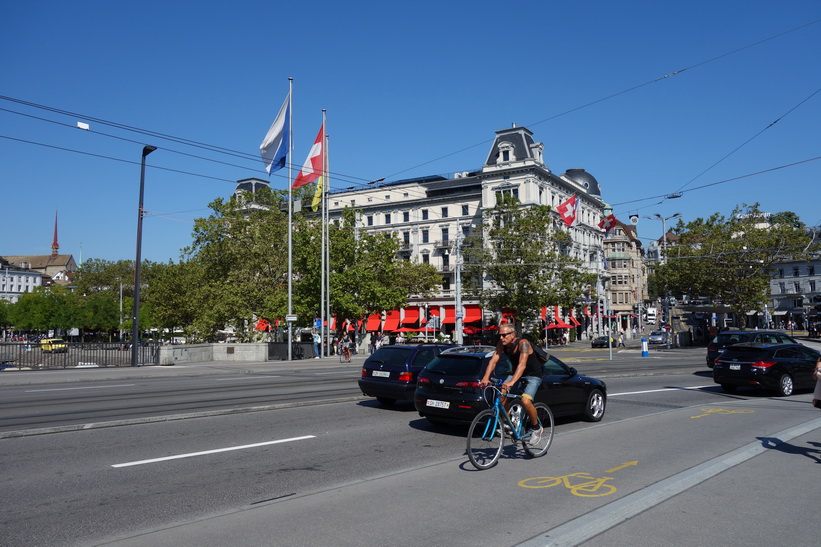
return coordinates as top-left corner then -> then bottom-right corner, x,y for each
497,141 -> 516,163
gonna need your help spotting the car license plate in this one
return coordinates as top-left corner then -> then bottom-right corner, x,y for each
372,371 -> 390,378
426,399 -> 450,409
729,364 -> 741,371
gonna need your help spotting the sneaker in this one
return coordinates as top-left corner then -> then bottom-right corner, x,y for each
528,426 -> 544,446
503,424 -> 512,434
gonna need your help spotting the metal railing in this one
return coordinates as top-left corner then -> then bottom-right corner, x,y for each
0,342 -> 160,370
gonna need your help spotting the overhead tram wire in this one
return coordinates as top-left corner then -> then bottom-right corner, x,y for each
670,87 -> 821,195
0,96 -> 371,188
381,19 -> 821,181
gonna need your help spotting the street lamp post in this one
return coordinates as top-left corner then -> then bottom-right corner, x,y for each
644,213 -> 681,349
131,145 -> 157,367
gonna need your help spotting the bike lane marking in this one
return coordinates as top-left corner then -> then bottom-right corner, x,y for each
517,416 -> 821,547
690,407 -> 754,419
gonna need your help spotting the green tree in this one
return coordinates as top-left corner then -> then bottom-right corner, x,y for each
655,203 -> 812,328
309,208 -> 440,332
462,194 -> 593,333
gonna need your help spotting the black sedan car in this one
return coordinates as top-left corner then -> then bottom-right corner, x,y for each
358,344 -> 451,405
713,342 -> 819,396
414,346 -> 606,425
706,330 -> 796,368
591,336 -> 614,348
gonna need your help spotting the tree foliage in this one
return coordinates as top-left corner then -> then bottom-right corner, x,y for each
462,194 -> 594,331
654,203 -> 812,327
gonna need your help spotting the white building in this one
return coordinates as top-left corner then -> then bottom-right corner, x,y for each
0,258 -> 43,303
325,125 -> 608,333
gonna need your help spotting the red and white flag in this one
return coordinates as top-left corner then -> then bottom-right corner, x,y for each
292,123 -> 325,189
598,213 -> 617,232
556,195 -> 578,227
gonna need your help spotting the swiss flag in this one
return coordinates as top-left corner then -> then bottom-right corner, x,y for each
556,195 -> 578,227
292,123 -> 325,189
598,214 -> 617,232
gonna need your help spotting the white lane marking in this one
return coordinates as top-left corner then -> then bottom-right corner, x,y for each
519,417 -> 821,547
112,435 -> 316,468
213,376 -> 281,381
609,385 -> 714,397
26,384 -> 136,392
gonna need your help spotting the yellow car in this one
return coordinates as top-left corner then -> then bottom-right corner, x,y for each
40,338 -> 68,353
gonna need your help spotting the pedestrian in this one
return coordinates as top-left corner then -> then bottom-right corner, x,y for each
312,331 -> 321,359
813,356 -> 821,409
618,332 -> 625,348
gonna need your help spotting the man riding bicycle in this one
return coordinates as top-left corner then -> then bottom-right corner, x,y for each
480,325 -> 544,444
338,333 -> 352,360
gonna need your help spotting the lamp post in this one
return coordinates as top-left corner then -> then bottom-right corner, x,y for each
131,145 -> 157,367
644,213 -> 681,349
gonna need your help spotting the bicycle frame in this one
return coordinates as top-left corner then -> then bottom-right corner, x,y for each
480,383 -> 527,441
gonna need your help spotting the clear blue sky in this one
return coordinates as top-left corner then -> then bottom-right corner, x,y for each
2,1 -> 819,263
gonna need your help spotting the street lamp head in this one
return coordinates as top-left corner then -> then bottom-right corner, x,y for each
142,145 -> 157,158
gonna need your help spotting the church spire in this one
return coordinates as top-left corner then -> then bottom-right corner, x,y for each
51,210 -> 59,258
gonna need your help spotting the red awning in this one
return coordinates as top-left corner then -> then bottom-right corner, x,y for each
463,305 -> 482,323
569,316 -> 581,326
583,306 -> 592,317
441,306 -> 455,324
365,314 -> 382,331
383,310 -> 400,331
402,308 -> 420,325
330,317 -> 337,330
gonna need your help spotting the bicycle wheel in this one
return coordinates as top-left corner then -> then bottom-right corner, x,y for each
522,403 -> 554,458
467,409 -> 505,470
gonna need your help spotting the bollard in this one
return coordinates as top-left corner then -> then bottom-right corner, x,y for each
641,338 -> 649,357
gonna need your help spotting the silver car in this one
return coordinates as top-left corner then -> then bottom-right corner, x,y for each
648,330 -> 668,345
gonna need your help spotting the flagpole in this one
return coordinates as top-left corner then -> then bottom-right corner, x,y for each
287,77 -> 294,361
320,110 -> 327,357
324,119 -> 331,358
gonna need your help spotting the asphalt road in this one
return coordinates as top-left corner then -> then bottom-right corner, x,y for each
2,342 -> 820,546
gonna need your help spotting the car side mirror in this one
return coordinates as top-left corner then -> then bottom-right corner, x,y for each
568,367 -> 578,377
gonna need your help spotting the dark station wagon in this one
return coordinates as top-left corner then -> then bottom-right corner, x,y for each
358,344 -> 451,405
713,342 -> 819,396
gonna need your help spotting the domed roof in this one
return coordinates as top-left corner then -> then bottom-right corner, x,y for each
562,168 -> 601,196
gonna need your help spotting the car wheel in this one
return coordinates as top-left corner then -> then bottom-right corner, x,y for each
376,397 -> 397,406
583,389 -> 606,422
720,384 -> 737,393
776,374 -> 794,397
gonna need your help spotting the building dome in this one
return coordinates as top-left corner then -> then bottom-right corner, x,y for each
563,168 -> 601,196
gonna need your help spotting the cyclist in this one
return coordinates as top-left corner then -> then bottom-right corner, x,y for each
480,325 -> 544,444
339,332 -> 352,361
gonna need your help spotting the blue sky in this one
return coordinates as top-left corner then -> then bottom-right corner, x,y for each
1,1 -> 819,264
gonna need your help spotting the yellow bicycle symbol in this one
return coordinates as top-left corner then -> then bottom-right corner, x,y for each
518,472 -> 617,497
690,407 -> 755,419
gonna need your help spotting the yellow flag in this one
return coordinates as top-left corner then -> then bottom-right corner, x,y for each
312,176 -> 324,211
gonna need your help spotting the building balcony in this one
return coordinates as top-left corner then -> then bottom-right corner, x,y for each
434,240 -> 451,248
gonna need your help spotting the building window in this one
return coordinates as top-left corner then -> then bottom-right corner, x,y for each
422,253 -> 429,264
793,267 -> 800,277
403,231 -> 410,245
367,215 -> 374,226
462,225 -> 470,237
422,229 -> 429,243
385,213 -> 391,225
794,281 -> 801,292
403,211 -> 409,223
810,280 -> 817,292
809,266 -> 815,276
385,195 -> 391,200
778,268 -> 784,278
422,209 -> 429,220
441,227 -> 449,244
441,207 -> 448,218
462,205 -> 469,216
442,276 -> 450,291
779,282 -> 786,294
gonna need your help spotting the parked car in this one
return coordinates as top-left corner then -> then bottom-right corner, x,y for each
648,330 -> 668,345
414,346 -> 606,425
40,338 -> 67,353
713,342 -> 819,396
591,336 -> 614,348
706,330 -> 796,368
358,344 -> 451,405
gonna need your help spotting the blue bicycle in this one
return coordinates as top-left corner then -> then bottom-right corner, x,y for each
466,380 -> 555,470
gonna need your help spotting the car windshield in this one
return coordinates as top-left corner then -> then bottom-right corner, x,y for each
712,333 -> 747,345
365,347 -> 412,366
425,354 -> 511,376
650,331 -> 663,336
